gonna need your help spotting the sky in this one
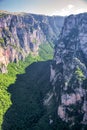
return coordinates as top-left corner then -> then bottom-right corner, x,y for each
0,0 -> 87,16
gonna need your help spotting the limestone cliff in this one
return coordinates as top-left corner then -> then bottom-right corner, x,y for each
50,13 -> 87,130
0,11 -> 64,73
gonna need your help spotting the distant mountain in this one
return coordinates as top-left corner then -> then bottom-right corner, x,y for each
0,10 -> 64,73
50,13 -> 87,129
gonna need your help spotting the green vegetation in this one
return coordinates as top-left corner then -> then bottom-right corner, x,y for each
2,60 -> 54,130
32,38 -> 37,44
39,42 -> 54,60
0,13 -> 6,18
3,27 -> 12,37
0,54 -> 42,130
8,43 -> 23,53
0,42 -> 54,129
30,26 -> 34,33
75,67 -> 85,81
0,38 -> 4,45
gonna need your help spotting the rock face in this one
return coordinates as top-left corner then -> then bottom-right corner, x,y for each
0,11 -> 64,73
51,13 -> 87,129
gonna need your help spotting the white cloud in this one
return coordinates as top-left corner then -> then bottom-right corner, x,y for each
68,4 -> 74,9
51,4 -> 87,16
52,4 -> 74,16
74,8 -> 87,14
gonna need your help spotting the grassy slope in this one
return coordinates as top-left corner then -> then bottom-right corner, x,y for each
0,43 -> 54,129
39,42 -> 54,60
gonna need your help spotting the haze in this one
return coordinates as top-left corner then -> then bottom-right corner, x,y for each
0,0 -> 87,16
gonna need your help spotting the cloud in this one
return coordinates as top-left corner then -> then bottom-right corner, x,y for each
74,8 -> 87,14
68,4 -> 74,9
52,4 -> 74,16
0,0 -> 87,16
51,4 -> 87,16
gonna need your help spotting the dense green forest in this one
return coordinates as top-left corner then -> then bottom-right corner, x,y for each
0,43 -> 54,130
0,55 -> 42,129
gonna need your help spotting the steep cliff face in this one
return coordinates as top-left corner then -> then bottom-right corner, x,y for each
50,13 -> 87,129
0,11 -> 64,73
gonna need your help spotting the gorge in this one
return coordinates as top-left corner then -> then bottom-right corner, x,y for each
0,11 -> 87,130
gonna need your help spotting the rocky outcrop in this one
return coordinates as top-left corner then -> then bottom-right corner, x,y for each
50,13 -> 87,129
0,11 -> 64,73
